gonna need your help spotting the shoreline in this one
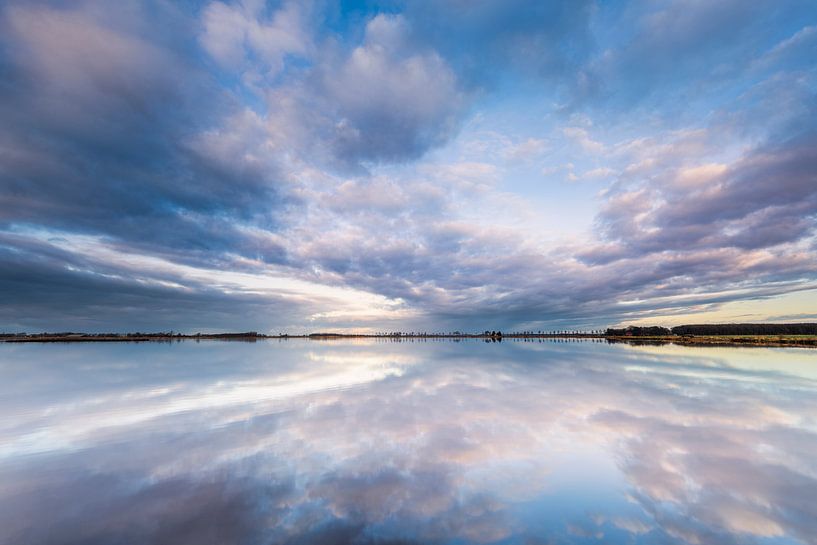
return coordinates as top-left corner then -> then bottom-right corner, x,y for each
0,333 -> 600,343
2,333 -> 817,348
605,335 -> 817,348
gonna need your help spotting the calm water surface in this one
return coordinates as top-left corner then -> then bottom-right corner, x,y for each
1,340 -> 816,545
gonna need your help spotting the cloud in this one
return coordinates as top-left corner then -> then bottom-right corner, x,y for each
0,234 -> 302,332
0,1 -> 292,270
245,11 -> 466,168
326,15 -> 464,163
563,126 -> 605,153
588,130 -> 817,260
200,0 -> 312,78
501,138 -> 548,162
583,167 -> 615,179
581,0 -> 817,107
0,228 -> 419,333
0,0 -> 816,332
197,7 -> 468,168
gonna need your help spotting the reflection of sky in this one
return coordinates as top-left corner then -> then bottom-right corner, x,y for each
1,341 -> 816,545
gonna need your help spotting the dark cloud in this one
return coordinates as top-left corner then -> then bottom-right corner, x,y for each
0,1 -> 290,268
586,130 -> 817,261
0,234 -> 308,332
324,14 -> 464,164
247,11 -> 466,168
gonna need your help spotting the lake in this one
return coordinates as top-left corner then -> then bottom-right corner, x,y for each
1,339 -> 816,545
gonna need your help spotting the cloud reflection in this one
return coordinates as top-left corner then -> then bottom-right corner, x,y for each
0,341 -> 816,545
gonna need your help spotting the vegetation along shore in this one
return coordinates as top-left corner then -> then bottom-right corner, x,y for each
2,323 -> 817,347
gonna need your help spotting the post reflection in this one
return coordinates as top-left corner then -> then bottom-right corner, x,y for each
0,341 -> 815,545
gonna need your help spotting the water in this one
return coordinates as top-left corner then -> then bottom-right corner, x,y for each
1,339 -> 816,545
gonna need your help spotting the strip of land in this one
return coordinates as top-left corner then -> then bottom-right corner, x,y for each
603,323 -> 817,348
604,335 -> 817,348
0,332 -> 597,342
2,324 -> 817,347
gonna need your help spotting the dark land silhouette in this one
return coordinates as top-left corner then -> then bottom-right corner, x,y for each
2,323 -> 817,347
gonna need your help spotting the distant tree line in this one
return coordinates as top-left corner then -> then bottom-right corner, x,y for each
606,323 -> 817,336
671,323 -> 817,335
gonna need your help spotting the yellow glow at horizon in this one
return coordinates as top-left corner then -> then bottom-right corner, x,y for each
625,288 -> 817,328
29,229 -> 409,327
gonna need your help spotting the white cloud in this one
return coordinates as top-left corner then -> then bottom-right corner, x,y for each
562,126 -> 605,153
502,137 -> 548,162
583,167 -> 615,179
200,1 -> 311,78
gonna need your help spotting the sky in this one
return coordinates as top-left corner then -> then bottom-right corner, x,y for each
0,0 -> 816,333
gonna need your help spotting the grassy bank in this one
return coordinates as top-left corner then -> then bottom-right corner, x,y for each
606,335 -> 817,348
